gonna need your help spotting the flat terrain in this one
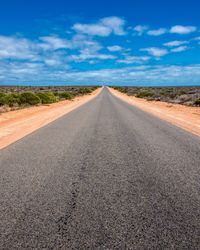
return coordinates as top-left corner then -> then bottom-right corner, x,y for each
0,85 -> 99,94
112,86 -> 200,106
0,87 -> 200,249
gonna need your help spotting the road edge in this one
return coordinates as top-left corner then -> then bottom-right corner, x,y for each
0,88 -> 102,150
108,87 -> 200,138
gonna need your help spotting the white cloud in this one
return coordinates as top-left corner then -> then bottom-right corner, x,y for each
133,25 -> 149,35
39,36 -> 71,50
164,40 -> 188,47
70,34 -> 102,51
69,47 -> 116,62
0,61 -> 44,81
147,28 -> 167,36
0,35 -> 38,60
170,25 -> 197,34
117,56 -> 150,64
10,62 -> 43,75
44,58 -> 61,66
72,23 -> 111,37
72,16 -> 126,37
72,53 -> 115,61
0,35 -> 72,65
141,47 -> 168,57
107,45 -> 123,52
171,46 -> 189,53
133,24 -> 198,36
100,16 -> 126,35
0,33 -> 108,66
43,52 -> 69,66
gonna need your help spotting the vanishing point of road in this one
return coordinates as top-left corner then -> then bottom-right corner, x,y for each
0,87 -> 200,249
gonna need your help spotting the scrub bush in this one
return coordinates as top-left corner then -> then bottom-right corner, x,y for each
0,93 -> 21,106
136,91 -> 154,98
20,92 -> 41,105
194,98 -> 200,106
78,88 -> 92,95
36,92 -> 57,104
57,92 -> 73,100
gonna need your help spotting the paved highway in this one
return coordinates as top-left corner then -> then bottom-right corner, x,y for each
0,87 -> 200,249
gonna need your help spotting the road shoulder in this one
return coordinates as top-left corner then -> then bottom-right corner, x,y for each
109,87 -> 200,137
0,88 -> 102,149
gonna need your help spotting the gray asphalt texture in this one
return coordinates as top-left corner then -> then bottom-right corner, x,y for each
0,87 -> 200,249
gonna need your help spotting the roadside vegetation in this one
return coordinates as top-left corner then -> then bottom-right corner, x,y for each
112,86 -> 200,106
0,86 -> 99,112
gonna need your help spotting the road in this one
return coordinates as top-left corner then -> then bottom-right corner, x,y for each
0,87 -> 200,249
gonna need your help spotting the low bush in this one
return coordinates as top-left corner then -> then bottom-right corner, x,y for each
0,93 -> 21,107
136,91 -> 154,98
36,92 -> 57,104
20,92 -> 41,105
0,93 -> 7,105
0,92 -> 6,98
57,92 -> 73,100
159,91 -> 170,96
78,88 -> 92,95
194,98 -> 200,106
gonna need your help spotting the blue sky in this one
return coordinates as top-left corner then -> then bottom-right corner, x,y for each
0,0 -> 200,86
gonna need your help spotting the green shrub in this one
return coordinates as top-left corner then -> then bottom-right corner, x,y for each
136,91 -> 154,98
0,92 -> 6,98
159,91 -> 170,96
78,88 -> 92,95
0,93 -> 21,106
194,98 -> 200,106
36,92 -> 57,104
57,92 -> 73,100
20,92 -> 41,105
0,94 -> 7,106
0,92 -> 6,105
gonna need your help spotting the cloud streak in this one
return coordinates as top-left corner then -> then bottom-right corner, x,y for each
164,40 -> 189,47
72,16 -> 126,37
171,46 -> 189,53
133,25 -> 198,36
107,45 -> 123,52
2,63 -> 200,86
141,47 -> 168,58
117,56 -> 150,64
147,28 -> 167,36
170,25 -> 197,34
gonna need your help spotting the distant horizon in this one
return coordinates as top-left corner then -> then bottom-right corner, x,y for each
1,83 -> 200,88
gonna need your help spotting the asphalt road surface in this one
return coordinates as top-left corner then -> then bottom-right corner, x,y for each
0,87 -> 200,249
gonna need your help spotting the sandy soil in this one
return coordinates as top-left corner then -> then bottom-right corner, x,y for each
109,88 -> 200,137
0,88 -> 102,149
